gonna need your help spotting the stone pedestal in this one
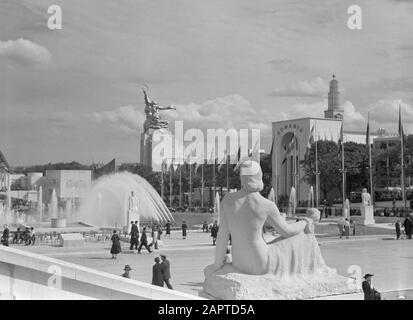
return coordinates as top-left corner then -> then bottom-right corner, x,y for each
140,128 -> 173,172
140,130 -> 153,168
59,233 -> 84,247
51,218 -> 66,228
360,205 -> 375,225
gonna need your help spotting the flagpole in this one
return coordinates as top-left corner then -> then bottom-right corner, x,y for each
342,120 -> 346,211
213,157 -> 216,206
201,161 -> 204,208
161,161 -> 164,201
226,154 -> 229,193
315,122 -> 319,208
169,164 -> 173,208
368,112 -> 374,206
400,105 -> 406,209
189,162 -> 192,210
179,164 -> 182,208
293,129 -> 297,189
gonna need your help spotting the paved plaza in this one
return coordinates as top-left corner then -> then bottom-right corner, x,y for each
16,229 -> 413,298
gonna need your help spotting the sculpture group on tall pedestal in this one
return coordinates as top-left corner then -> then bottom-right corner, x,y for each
361,188 -> 375,225
203,160 -> 359,300
140,87 -> 176,169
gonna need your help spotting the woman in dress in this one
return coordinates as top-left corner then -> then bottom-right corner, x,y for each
110,230 -> 121,259
181,220 -> 188,240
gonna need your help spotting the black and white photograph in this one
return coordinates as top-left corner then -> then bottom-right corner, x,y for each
1,0 -> 413,305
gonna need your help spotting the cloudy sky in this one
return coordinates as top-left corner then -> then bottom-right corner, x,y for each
1,0 -> 413,166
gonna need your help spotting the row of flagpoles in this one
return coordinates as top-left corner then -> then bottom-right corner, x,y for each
160,141 -> 260,208
276,104 -> 406,212
338,104 -> 406,209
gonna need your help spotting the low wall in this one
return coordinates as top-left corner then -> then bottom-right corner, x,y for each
0,246 -> 203,300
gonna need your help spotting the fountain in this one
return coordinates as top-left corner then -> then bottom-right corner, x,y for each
50,189 -> 66,228
213,192 -> 220,223
308,186 -> 314,208
287,186 -> 296,216
78,172 -> 173,228
38,186 -> 43,223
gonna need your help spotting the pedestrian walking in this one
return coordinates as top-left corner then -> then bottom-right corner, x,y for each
160,254 -> 173,289
129,221 -> 139,251
121,265 -> 132,278
181,221 -> 188,240
157,225 -> 163,240
210,221 -> 219,246
1,224 -> 9,246
138,227 -> 152,253
395,219 -> 401,240
344,218 -> 350,239
403,216 -> 412,239
152,257 -> 164,287
110,230 -> 121,259
165,221 -> 171,238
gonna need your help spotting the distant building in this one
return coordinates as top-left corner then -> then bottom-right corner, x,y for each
40,170 -> 92,204
271,75 -> 375,202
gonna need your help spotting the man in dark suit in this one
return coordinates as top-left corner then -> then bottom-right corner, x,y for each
152,257 -> 164,287
362,274 -> 381,300
129,221 -> 139,250
403,216 -> 412,239
160,254 -> 173,289
138,227 -> 152,253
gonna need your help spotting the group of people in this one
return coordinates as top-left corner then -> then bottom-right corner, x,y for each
1,224 -> 36,247
110,220 -> 176,259
395,215 -> 413,240
121,254 -> 173,290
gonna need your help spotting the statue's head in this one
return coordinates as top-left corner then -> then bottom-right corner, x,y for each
239,160 -> 263,193
362,188 -> 367,193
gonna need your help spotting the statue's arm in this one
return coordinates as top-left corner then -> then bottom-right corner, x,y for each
213,203 -> 230,269
157,105 -> 176,110
267,203 -> 309,238
143,89 -> 150,105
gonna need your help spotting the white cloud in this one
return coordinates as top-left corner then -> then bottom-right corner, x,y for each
0,38 -> 51,66
278,100 -> 365,130
270,77 -> 328,97
87,105 -> 145,134
369,99 -> 413,133
170,94 -> 270,132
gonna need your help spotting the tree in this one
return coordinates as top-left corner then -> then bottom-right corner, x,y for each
301,141 -> 369,201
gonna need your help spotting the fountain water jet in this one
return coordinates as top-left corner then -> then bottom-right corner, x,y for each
49,189 -> 58,219
78,172 -> 173,228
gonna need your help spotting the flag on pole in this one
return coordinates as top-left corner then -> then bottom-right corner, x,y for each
307,125 -> 315,149
338,121 -> 343,157
366,112 -> 370,153
218,150 -> 227,171
399,104 -> 405,145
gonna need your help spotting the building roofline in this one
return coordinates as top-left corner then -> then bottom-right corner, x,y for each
272,117 -> 342,124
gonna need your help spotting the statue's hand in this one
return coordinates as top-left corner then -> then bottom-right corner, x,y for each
302,217 -> 314,234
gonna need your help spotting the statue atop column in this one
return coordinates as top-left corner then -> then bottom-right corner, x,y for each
361,188 -> 371,206
142,87 -> 176,133
127,191 -> 140,231
360,187 -> 375,225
